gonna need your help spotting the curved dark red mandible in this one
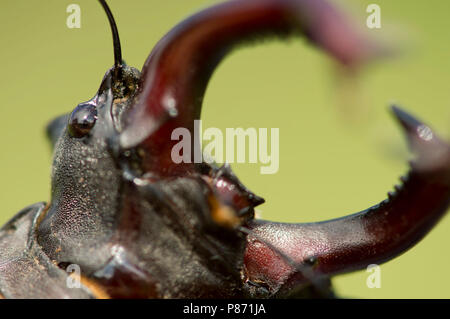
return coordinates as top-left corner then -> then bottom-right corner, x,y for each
119,0 -> 379,176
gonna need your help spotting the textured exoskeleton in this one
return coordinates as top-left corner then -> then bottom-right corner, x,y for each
0,0 -> 449,298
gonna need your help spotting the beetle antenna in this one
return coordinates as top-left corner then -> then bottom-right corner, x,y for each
98,0 -> 123,76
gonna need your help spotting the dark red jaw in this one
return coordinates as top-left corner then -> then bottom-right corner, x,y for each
243,106 -> 450,295
118,0 -> 383,177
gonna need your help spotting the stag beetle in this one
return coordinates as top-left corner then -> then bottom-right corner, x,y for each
0,0 -> 449,299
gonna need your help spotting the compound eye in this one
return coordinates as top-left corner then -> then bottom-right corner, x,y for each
68,103 -> 98,138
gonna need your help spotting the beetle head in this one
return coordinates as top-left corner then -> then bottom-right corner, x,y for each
38,1 -> 261,297
36,0 -> 449,298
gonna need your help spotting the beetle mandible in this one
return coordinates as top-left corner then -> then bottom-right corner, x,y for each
0,0 -> 449,298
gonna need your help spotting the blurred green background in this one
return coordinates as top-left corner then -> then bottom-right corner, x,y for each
0,0 -> 449,298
